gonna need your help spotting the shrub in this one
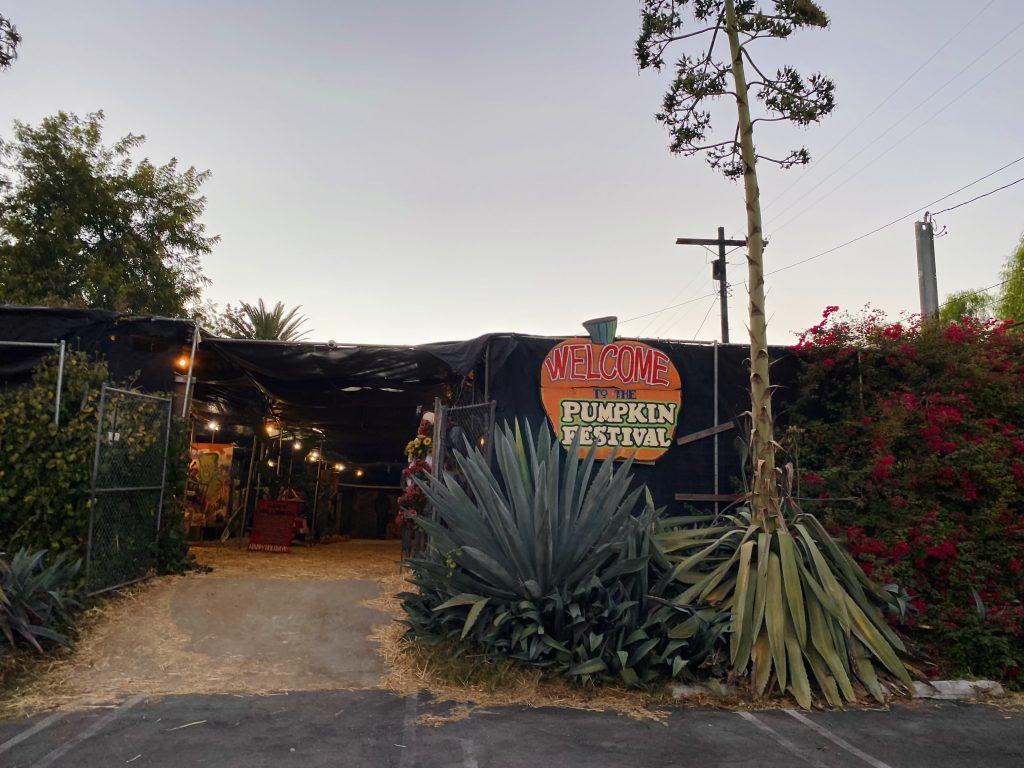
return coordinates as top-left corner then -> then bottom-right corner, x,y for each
791,307 -> 1024,685
0,549 -> 81,655
401,422 -> 722,687
0,351 -> 193,577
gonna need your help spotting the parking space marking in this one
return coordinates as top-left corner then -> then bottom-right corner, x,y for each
29,695 -> 143,768
397,693 -> 419,768
736,711 -> 831,767
0,710 -> 68,756
785,709 -> 896,768
460,737 -> 480,768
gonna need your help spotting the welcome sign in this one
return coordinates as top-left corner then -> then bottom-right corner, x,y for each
540,338 -> 682,461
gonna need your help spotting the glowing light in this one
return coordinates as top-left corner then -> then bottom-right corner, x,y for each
355,468 -> 364,478
207,420 -> 220,432
293,440 -> 302,450
333,463 -> 345,472
267,459 -> 276,468
308,450 -> 320,462
175,355 -> 190,370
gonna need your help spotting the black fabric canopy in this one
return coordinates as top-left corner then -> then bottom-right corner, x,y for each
0,306 -> 801,511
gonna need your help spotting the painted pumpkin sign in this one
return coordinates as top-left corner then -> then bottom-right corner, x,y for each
540,338 -> 682,461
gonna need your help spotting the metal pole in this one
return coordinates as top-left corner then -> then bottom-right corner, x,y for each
716,227 -> 730,343
713,341 -> 720,517
154,396 -> 175,542
915,218 -> 939,318
54,340 -> 66,426
238,431 -> 258,545
180,323 -> 200,418
84,384 -> 109,592
311,439 -> 324,542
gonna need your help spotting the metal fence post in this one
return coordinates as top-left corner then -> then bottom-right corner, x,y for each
154,397 -> 174,539
180,324 -> 200,418
84,384 -> 108,592
54,340 -> 66,426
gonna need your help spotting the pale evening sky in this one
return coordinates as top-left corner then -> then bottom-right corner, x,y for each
2,1 -> 1022,345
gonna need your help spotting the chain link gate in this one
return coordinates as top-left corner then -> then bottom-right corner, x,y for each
85,384 -> 174,595
432,399 -> 497,476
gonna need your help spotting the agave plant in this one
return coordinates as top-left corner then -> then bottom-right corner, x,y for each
655,450 -> 912,708
0,549 -> 81,654
402,421 -> 712,685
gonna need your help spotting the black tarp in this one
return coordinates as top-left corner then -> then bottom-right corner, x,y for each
0,306 -> 800,513
0,305 -> 194,392
427,333 -> 800,514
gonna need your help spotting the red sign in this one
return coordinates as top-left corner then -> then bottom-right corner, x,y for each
540,338 -> 682,462
248,500 -> 302,552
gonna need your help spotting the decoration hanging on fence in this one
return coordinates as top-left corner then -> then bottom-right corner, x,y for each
185,443 -> 233,528
540,338 -> 681,461
397,413 -> 433,530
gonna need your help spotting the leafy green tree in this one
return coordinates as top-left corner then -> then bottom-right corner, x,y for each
0,111 -> 217,315
997,234 -> 1024,321
938,289 -> 993,325
221,299 -> 311,341
0,13 -> 19,71
636,0 -> 835,522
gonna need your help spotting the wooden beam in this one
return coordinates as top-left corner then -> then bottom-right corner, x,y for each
676,421 -> 734,446
674,493 -> 744,502
675,237 -> 747,247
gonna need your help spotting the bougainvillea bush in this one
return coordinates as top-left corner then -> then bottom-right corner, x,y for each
790,307 -> 1024,685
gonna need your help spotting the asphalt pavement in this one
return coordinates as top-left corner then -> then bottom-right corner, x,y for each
0,689 -> 1021,768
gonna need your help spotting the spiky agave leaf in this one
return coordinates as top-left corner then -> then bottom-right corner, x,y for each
654,491 -> 911,708
403,420 -> 715,686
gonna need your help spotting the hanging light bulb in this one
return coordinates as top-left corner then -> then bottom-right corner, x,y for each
267,458 -> 276,468
175,355 -> 190,370
208,420 -> 220,432
308,450 -> 320,462
333,462 -> 345,472
293,440 -> 302,450
355,468 -> 364,478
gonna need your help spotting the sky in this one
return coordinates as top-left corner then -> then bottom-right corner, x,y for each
2,1 -> 1022,345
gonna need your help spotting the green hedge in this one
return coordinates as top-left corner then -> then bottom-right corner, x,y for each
0,351 -> 191,576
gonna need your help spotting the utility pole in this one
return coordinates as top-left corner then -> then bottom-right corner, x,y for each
676,227 -> 746,343
915,217 -> 938,318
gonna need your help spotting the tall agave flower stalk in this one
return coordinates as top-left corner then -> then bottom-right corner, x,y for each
654,458 -> 911,707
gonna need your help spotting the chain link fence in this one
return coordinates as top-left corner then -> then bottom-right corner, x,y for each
85,384 -> 173,595
433,400 -> 497,475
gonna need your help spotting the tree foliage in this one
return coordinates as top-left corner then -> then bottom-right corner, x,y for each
997,234 -> 1024,322
938,289 -> 993,326
0,111 -> 217,316
220,299 -> 312,340
636,0 -> 835,178
0,13 -> 19,71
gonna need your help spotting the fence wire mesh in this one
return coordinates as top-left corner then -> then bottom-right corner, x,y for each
85,385 -> 173,595
434,400 -> 497,475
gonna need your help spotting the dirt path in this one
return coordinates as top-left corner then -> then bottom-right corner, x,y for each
2,540 -> 403,716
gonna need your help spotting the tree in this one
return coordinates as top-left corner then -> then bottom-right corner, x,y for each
636,0 -> 835,524
0,111 -> 216,316
997,234 -> 1024,321
938,289 -> 993,325
0,14 -> 19,71
636,3 -> 909,708
220,299 -> 311,341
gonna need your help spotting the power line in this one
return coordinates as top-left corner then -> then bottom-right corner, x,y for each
930,175 -> 1024,217
767,27 -> 1024,233
692,295 -> 720,338
938,278 -> 1009,310
767,155 -> 1024,276
764,0 -> 999,211
622,156 -> 1024,327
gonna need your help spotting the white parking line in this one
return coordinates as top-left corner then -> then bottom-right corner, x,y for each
0,710 -> 68,755
397,693 -> 419,768
460,738 -> 480,768
736,711 -> 832,767
785,709 -> 896,768
29,696 -> 143,768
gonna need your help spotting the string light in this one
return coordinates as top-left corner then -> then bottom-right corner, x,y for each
267,458 -> 276,468
333,462 -> 345,472
293,440 -> 302,450
207,420 -> 220,432
355,468 -> 364,478
175,355 -> 190,370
